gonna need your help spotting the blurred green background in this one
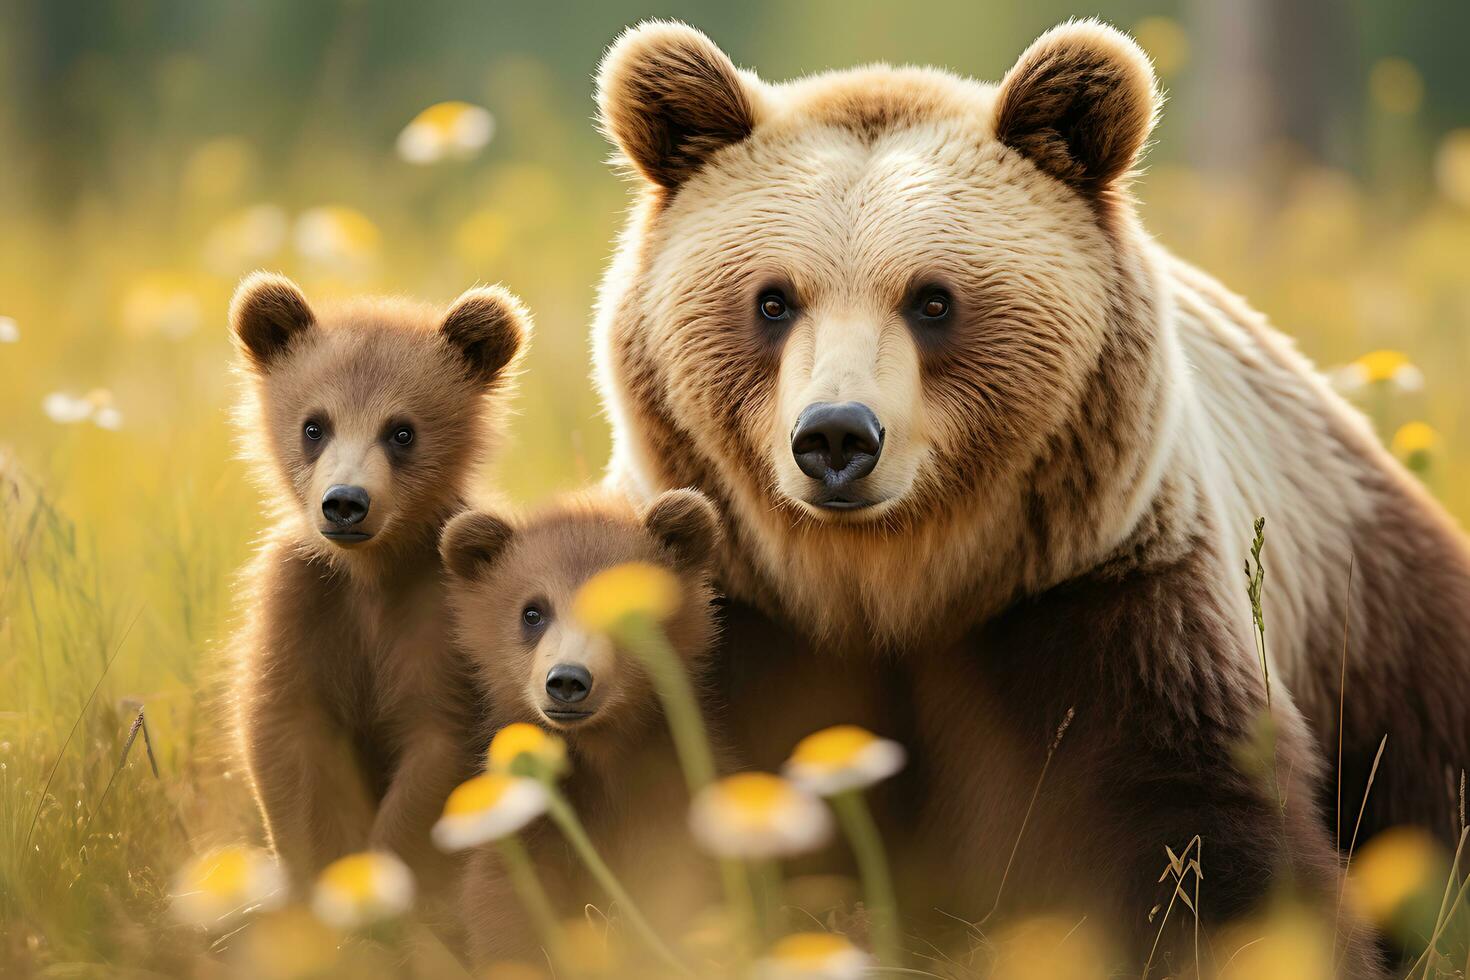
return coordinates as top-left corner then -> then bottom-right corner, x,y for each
2,0 -> 1470,973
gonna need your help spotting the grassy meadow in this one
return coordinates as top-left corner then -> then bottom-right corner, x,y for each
4,4 -> 1470,977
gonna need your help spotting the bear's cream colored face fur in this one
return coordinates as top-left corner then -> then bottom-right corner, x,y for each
643,108 -> 1118,522
596,21 -> 1168,643
230,274 -> 528,570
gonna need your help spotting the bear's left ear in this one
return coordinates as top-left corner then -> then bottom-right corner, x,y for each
644,488 -> 723,572
440,285 -> 531,387
994,20 -> 1160,195
596,20 -> 760,189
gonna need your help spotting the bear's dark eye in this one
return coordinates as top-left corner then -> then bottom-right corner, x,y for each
522,606 -> 544,628
303,421 -> 324,441
916,290 -> 951,320
758,292 -> 791,321
390,426 -> 414,447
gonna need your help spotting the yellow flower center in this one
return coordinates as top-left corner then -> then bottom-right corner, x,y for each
719,773 -> 794,823
318,853 -> 385,901
413,100 -> 478,134
1351,827 -> 1439,922
1354,349 -> 1411,383
1391,421 -> 1437,457
572,561 -> 680,632
442,773 -> 514,818
488,723 -> 564,773
789,725 -> 877,770
197,849 -> 249,896
770,932 -> 852,966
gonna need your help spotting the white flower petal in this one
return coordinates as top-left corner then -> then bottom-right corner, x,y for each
43,392 -> 93,424
0,316 -> 18,343
432,778 -> 548,852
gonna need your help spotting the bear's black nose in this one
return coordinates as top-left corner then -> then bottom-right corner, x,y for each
322,484 -> 370,526
546,664 -> 592,704
791,401 -> 884,485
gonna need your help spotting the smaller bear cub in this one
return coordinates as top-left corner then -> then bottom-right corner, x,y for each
230,272 -> 529,895
439,489 -> 724,963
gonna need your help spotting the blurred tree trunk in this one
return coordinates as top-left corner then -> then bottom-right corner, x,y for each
1186,0 -> 1361,179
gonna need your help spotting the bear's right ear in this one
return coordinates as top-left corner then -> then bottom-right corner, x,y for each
644,488 -> 723,572
440,285 -> 531,387
440,510 -> 516,581
596,20 -> 759,189
229,272 -> 315,371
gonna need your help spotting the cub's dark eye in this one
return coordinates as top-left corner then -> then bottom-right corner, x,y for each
758,292 -> 791,321
303,421 -> 324,441
917,291 -> 951,320
390,426 -> 414,447
522,606 -> 544,627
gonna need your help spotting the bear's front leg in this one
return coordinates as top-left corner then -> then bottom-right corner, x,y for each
367,723 -> 469,895
240,690 -> 377,892
906,539 -> 1388,978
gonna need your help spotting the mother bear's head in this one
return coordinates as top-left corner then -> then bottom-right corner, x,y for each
593,19 -> 1182,649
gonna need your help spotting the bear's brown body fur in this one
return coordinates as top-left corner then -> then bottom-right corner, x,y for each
584,18 -> 1470,975
440,490 -> 726,964
230,273 -> 529,894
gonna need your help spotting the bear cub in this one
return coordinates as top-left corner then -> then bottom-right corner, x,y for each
439,488 -> 725,963
230,272 -> 529,895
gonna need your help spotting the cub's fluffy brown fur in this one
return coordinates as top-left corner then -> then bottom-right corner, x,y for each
230,272 -> 529,893
440,489 -> 723,963
585,18 -> 1444,975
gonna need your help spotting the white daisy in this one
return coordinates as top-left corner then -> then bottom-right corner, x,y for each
688,773 -> 831,860
432,772 -> 549,852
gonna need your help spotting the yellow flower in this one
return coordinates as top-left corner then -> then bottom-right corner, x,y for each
689,772 -> 831,860
396,101 -> 495,164
1216,904 -> 1333,980
170,844 -> 285,929
432,772 -> 549,852
1348,827 -> 1440,925
756,932 -> 872,980
294,206 -> 380,272
1333,349 -> 1423,393
233,906 -> 340,979
572,561 -> 681,633
487,722 -> 568,778
121,272 -> 202,339
784,725 -> 906,796
1391,421 -> 1438,472
990,915 -> 1111,980
310,851 -> 415,929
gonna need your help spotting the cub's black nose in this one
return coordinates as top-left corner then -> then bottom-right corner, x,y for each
791,401 -> 884,484
322,484 -> 370,526
546,664 -> 592,704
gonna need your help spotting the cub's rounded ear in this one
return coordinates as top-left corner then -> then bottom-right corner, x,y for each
994,19 -> 1160,195
644,488 -> 723,572
229,271 -> 315,371
440,510 -> 516,581
596,20 -> 759,189
440,285 -> 531,387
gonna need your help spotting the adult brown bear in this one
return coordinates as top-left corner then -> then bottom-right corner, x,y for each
590,17 -> 1469,972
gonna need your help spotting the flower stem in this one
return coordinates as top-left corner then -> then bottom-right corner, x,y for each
617,614 -> 759,960
831,790 -> 902,968
497,835 -> 569,969
543,787 -> 691,975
